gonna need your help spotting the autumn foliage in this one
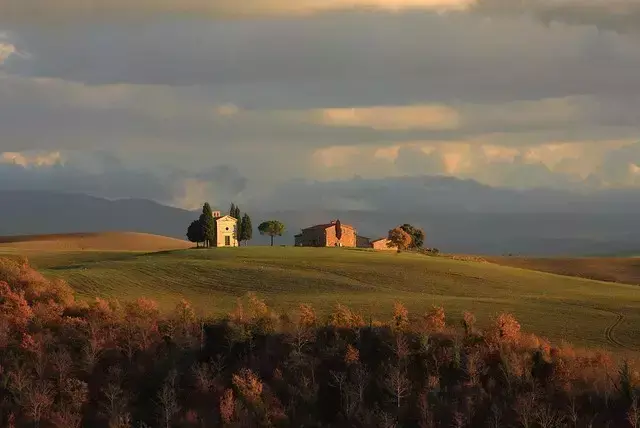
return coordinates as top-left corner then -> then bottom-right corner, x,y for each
0,256 -> 638,427
387,227 -> 413,252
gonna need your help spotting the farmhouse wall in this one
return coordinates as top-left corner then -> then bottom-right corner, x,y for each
356,235 -> 371,248
325,224 -> 357,247
298,228 -> 326,247
372,238 -> 395,251
298,222 -> 357,247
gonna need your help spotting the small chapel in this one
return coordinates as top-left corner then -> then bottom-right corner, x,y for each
211,210 -> 238,247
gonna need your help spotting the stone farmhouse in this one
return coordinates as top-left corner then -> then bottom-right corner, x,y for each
294,219 -> 397,250
355,236 -> 396,251
211,210 -> 238,247
295,220 -> 357,247
370,238 -> 396,251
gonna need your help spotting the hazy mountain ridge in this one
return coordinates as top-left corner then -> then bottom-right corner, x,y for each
2,176 -> 640,256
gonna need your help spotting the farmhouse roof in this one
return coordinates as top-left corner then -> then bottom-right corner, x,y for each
301,220 -> 354,231
371,238 -> 388,243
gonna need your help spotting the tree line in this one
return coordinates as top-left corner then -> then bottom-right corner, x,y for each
186,203 -> 287,247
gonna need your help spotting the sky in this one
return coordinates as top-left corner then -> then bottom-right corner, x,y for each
1,0 -> 640,210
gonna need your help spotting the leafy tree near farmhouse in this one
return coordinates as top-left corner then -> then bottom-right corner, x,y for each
186,220 -> 204,247
388,227 -> 412,252
239,213 -> 253,245
258,220 -> 285,246
199,203 -> 216,248
400,223 -> 425,249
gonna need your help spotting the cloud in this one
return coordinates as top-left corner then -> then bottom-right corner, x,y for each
2,70 -> 640,194
3,0 -> 639,39
215,104 -> 241,117
1,151 -> 63,167
170,166 -> 248,210
0,151 -> 248,209
3,0 -> 639,35
4,10 -> 639,108
0,0 -> 475,22
472,0 -> 640,34
0,42 -> 16,64
307,139 -> 640,189
317,105 -> 460,130
2,6 -> 640,197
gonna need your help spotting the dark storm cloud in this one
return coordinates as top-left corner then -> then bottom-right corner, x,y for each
2,11 -> 639,105
1,0 -> 640,200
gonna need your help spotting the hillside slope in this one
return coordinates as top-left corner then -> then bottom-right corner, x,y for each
21,246 -> 640,351
488,256 -> 640,286
0,232 -> 192,252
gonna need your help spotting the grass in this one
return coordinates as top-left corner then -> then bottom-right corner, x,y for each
488,256 -> 640,286
3,242 -> 639,352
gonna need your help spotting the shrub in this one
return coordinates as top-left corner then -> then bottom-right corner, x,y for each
490,313 -> 521,344
329,304 -> 365,329
233,369 -> 263,404
423,306 -> 446,332
392,302 -> 409,331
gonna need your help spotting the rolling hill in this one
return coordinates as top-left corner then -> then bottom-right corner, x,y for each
2,243 -> 637,352
0,232 -> 192,252
488,256 -> 640,286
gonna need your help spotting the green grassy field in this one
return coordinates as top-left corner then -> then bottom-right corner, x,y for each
9,245 -> 640,352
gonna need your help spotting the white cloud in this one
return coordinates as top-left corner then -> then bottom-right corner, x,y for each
0,42 -> 16,64
307,139 -> 640,189
1,151 -> 63,167
215,104 -> 240,117
317,105 -> 460,130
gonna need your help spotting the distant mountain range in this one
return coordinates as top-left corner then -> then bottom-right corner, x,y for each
2,177 -> 640,256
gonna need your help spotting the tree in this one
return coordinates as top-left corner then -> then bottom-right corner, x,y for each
335,219 -> 342,243
258,220 -> 285,247
186,220 -> 204,248
239,213 -> 253,245
400,224 -> 425,249
229,203 -> 240,220
200,203 -> 216,248
230,203 -> 242,242
387,227 -> 412,252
